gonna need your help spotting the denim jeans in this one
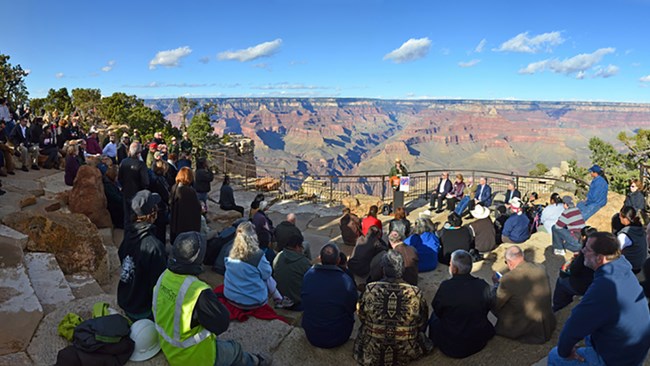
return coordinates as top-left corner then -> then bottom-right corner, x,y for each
576,202 -> 602,222
454,196 -> 471,216
548,336 -> 606,366
552,226 -> 582,252
215,339 -> 257,366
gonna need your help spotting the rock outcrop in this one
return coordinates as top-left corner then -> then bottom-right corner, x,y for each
68,166 -> 112,228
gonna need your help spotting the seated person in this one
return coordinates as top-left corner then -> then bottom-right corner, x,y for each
474,177 -> 492,207
369,230 -> 419,286
272,234 -> 311,311
552,226 -> 596,312
552,196 -> 586,256
354,251 -> 433,365
348,226 -> 388,279
361,205 -> 382,236
430,172 -> 452,213
540,193 -> 564,236
404,217 -> 440,272
502,180 -> 521,208
340,207 -> 362,246
429,250 -> 495,358
615,206 -> 647,273
445,173 -> 465,212
388,206 -> 411,238
501,198 -> 530,244
224,222 -> 292,309
302,243 -> 358,349
468,204 -> 496,253
493,246 -> 556,344
576,165 -> 609,221
64,144 -> 80,186
438,212 -> 474,266
218,175 -> 244,216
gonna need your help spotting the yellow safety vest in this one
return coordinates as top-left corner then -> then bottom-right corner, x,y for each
153,270 -> 216,366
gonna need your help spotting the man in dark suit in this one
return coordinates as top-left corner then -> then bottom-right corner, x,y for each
428,249 -> 495,358
504,180 -> 522,208
9,116 -> 40,171
474,176 -> 493,207
118,142 -> 150,226
430,172 -> 453,213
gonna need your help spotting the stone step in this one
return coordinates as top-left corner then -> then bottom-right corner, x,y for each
65,273 -> 105,299
0,264 -> 43,356
0,352 -> 33,366
23,253 -> 75,314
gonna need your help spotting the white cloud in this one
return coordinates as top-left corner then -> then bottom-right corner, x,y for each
593,64 -> 619,78
576,71 -> 586,80
495,31 -> 564,53
217,39 -> 282,62
519,48 -> 615,77
474,39 -> 487,53
198,56 -> 210,64
383,37 -> 432,63
55,72 -> 64,79
101,60 -> 116,72
640,75 -> 650,82
458,59 -> 481,68
149,46 -> 192,70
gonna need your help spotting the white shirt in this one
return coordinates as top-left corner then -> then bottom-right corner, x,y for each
617,233 -> 633,250
541,203 -> 565,233
439,179 -> 449,193
0,105 -> 10,122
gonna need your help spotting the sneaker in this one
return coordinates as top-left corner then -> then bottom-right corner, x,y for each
253,352 -> 273,366
553,249 -> 566,256
274,296 -> 294,309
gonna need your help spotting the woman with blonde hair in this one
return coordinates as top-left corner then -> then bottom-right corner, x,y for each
224,221 -> 293,309
169,166 -> 201,245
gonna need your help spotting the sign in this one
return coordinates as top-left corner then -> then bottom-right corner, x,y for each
399,176 -> 410,192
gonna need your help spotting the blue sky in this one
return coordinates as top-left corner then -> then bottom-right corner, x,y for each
5,0 -> 650,102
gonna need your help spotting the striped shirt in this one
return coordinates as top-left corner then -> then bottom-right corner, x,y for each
555,207 -> 586,237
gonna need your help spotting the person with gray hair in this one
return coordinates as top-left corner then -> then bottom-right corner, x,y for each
492,246 -> 556,344
427,249 -> 495,358
301,243 -> 358,348
369,230 -> 419,286
404,217 -> 440,272
118,141 -> 149,227
354,250 -> 433,365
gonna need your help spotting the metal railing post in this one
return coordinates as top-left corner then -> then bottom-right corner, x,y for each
329,177 -> 334,204
283,169 -> 287,199
381,175 -> 386,202
425,171 -> 429,200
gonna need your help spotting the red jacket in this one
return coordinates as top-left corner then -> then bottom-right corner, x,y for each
362,216 -> 382,236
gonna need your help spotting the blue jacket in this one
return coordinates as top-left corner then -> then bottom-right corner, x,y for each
404,232 -> 439,272
558,257 -> 650,366
502,213 -> 530,243
474,184 -> 492,206
224,252 -> 272,307
585,175 -> 608,208
301,264 -> 357,348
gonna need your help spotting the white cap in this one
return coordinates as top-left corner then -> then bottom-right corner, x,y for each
129,319 -> 161,361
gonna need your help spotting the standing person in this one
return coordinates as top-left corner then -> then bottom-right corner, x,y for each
149,160 -> 171,244
474,177 -> 493,208
118,142 -> 150,226
492,246 -> 556,344
180,132 -> 193,155
548,232 -> 650,366
446,173 -> 466,212
165,153 -> 179,187
577,165 -> 609,221
302,243 -> 358,349
194,157 -> 214,210
85,126 -> 102,155
103,165 -> 124,229
430,172 -> 453,213
154,231 -> 272,366
9,116 -> 40,171
428,250 -> 495,359
614,206 -> 647,273
612,179 -> 646,232
64,145 -> 81,186
339,207 -> 362,246
102,131 -> 118,164
117,190 -> 167,321
389,157 -> 408,211
168,136 -> 180,157
354,251 -> 433,365
116,133 -> 130,164
169,167 -> 201,245
361,205 -> 382,236
218,175 -> 244,216
39,124 -> 60,169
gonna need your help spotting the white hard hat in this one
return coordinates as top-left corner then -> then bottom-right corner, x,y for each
129,319 -> 161,361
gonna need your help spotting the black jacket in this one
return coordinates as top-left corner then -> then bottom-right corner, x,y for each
9,124 -> 32,146
435,179 -> 453,196
274,221 -> 303,252
504,189 -> 522,203
194,168 -> 214,194
117,157 -> 149,200
219,183 -> 236,208
430,273 -> 495,358
117,222 -> 167,317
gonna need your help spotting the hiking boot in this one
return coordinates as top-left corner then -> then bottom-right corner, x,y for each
274,296 -> 294,309
253,352 -> 273,366
553,249 -> 566,256
21,166 -> 29,172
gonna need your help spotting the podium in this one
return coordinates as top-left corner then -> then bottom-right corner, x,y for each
390,175 -> 408,212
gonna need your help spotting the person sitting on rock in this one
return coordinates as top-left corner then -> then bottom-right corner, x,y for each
576,165 -> 609,221
492,246 -> 556,344
274,213 -> 311,259
302,243 -> 358,349
194,157 -> 214,209
404,217 -> 440,272
428,249 -> 495,358
154,231 -> 272,366
361,205 -> 382,236
252,200 -> 275,262
468,204 -> 496,253
64,144 -> 81,186
614,206 -> 647,274
218,175 -> 244,216
117,189 -> 167,322
370,231 -> 419,286
354,250 -> 433,365
540,193 -> 565,240
552,196 -> 586,256
501,198 -> 530,244
552,226 -> 596,312
224,221 -> 292,310
348,226 -> 388,280
273,233 -> 311,311
388,206 -> 411,238
438,212 -> 474,266
339,207 -> 362,246
612,179 -> 646,233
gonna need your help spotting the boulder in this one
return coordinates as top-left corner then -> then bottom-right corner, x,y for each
18,196 -> 36,209
3,211 -> 109,285
68,166 -> 112,228
0,352 -> 33,366
0,224 -> 28,251
43,202 -> 61,212
585,190 -> 626,231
